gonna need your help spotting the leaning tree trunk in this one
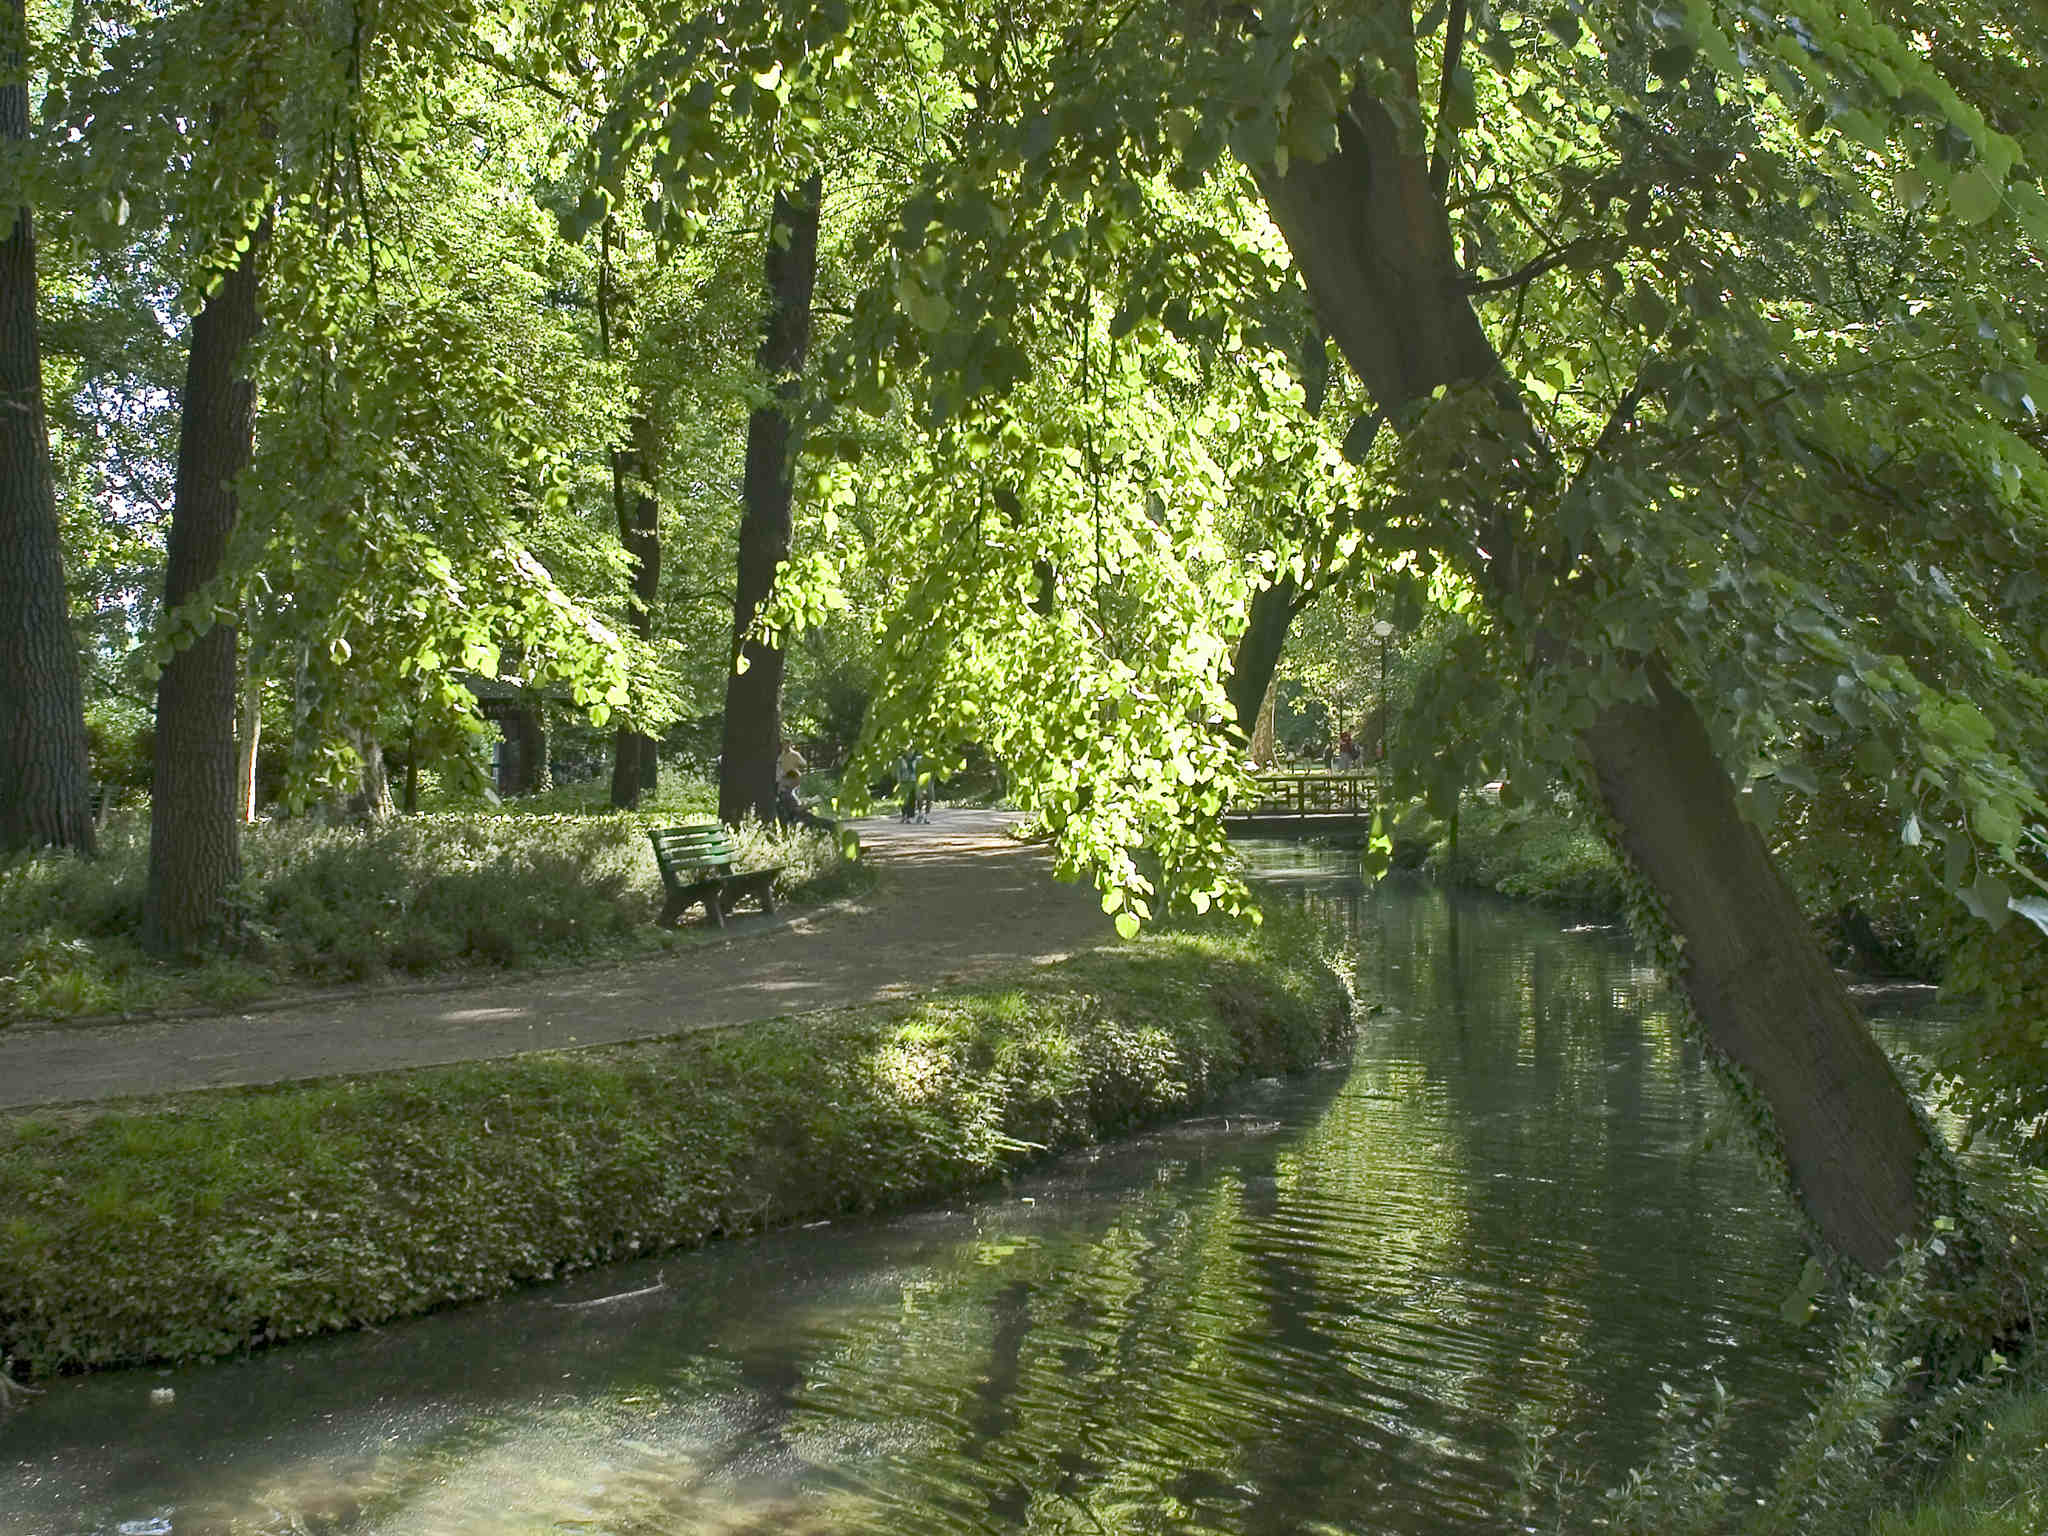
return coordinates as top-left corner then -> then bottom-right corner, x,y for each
0,0 -> 96,857
1226,573 -> 1303,739
719,174 -> 822,828
610,412 -> 661,808
143,223 -> 269,953
1258,74 -> 1936,1270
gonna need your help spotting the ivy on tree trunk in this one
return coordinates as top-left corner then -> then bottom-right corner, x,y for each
719,173 -> 822,828
611,413 -> 661,808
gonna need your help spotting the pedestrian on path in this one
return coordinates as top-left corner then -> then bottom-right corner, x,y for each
898,749 -> 920,823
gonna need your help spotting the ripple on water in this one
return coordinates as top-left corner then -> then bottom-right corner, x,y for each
6,874 -> 1861,1536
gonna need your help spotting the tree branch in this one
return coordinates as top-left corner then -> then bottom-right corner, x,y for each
1460,238 -> 1604,295
1429,0 -> 1468,199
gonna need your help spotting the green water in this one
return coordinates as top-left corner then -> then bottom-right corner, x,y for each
5,864 -> 1941,1534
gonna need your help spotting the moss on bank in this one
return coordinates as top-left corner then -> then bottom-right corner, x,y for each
0,919 -> 1350,1377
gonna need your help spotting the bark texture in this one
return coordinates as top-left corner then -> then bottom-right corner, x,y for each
1580,666 -> 1926,1270
1259,78 -> 1935,1268
504,702 -> 550,796
719,175 -> 822,828
143,226 -> 269,953
0,0 -> 96,856
611,413 -> 661,808
342,729 -> 393,823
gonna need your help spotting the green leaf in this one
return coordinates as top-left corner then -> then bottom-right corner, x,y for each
1834,110 -> 1887,152
2010,896 -> 2048,938
1113,911 -> 1141,940
1778,1257 -> 1826,1326
1959,873 -> 2014,929
1948,167 -> 2002,225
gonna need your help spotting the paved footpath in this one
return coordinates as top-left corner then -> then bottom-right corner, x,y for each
0,810 -> 1108,1112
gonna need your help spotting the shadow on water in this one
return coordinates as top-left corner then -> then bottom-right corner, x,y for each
9,850 -> 1902,1535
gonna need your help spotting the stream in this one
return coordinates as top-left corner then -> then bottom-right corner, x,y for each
2,850 -> 1951,1534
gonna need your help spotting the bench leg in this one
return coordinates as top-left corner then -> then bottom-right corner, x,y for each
706,890 -> 726,929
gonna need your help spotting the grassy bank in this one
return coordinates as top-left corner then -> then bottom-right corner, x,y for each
0,919 -> 1351,1377
1872,1384 -> 2048,1535
1427,796 -> 1628,915
0,808 -> 864,1026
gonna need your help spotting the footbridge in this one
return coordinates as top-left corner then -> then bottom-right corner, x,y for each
1224,772 -> 1379,838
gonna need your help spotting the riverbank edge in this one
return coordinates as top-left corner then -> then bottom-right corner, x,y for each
0,918 -> 1352,1380
1873,1379 -> 2048,1534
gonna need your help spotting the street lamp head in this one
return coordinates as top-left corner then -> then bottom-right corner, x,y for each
1371,620 -> 1395,639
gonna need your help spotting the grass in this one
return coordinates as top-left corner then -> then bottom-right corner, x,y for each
1872,1387 -> 2048,1536
0,803 -> 868,1026
0,917 -> 1351,1376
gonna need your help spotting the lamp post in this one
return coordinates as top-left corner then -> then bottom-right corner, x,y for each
1370,619 -> 1394,815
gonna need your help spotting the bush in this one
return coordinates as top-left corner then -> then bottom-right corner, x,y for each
0,806 -> 866,1025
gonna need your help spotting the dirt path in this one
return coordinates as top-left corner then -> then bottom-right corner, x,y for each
0,810 -> 1110,1112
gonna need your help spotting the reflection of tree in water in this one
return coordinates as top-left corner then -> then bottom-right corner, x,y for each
656,880 -> 1832,1535
1349,882 -> 1828,1504
90,882 -> 1837,1536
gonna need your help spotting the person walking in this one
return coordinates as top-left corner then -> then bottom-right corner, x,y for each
897,748 -> 920,824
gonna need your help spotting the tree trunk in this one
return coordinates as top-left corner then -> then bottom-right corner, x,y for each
611,413 -> 661,808
506,702 -> 549,796
143,221 -> 270,953
1578,665 -> 1926,1270
1226,573 -> 1303,738
1258,77 -> 1938,1268
343,729 -> 393,823
0,0 -> 96,857
235,661 -> 261,822
719,174 -> 822,828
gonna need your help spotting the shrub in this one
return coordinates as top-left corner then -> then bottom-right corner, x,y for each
0,805 -> 865,1024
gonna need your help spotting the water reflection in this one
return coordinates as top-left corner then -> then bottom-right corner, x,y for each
8,860 -> 1860,1535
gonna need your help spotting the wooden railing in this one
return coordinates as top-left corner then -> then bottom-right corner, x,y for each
1237,772 -> 1376,817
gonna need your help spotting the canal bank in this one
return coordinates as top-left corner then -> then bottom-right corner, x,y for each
5,873 -> 1866,1535
0,917 -> 1351,1378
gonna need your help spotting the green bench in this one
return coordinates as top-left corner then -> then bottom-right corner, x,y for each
647,824 -> 782,929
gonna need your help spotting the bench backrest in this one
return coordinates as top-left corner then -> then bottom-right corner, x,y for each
649,824 -> 737,873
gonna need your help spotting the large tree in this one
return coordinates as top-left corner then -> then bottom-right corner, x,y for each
0,0 -> 95,855
719,175 -> 823,827
596,0 -> 2048,1270
142,218 -> 268,952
